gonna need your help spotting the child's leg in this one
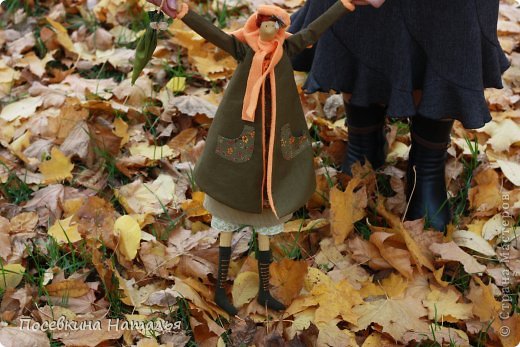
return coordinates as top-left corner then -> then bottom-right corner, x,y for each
341,94 -> 387,175
405,114 -> 454,232
255,229 -> 285,311
211,216 -> 241,316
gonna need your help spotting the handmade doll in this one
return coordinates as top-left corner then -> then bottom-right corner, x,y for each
289,0 -> 510,232
146,0 -> 357,316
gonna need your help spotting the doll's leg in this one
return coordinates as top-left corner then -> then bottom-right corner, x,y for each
405,114 -> 454,232
340,97 -> 388,175
211,216 -> 241,316
255,230 -> 286,311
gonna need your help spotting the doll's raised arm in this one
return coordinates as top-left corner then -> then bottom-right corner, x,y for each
285,0 -> 353,57
178,4 -> 246,60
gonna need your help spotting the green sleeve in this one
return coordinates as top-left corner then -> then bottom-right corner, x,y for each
285,1 -> 351,57
181,9 -> 246,60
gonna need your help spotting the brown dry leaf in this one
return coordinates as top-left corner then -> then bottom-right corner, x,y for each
330,177 -> 367,244
352,296 -> 429,343
422,287 -> 474,322
429,241 -> 486,274
369,231 -> 413,279
315,318 -> 358,347
376,198 -> 436,272
9,212 -> 38,233
73,196 -> 117,250
270,258 -> 308,305
468,169 -> 503,216
348,235 -> 392,270
0,327 -> 50,347
0,230 -> 11,261
467,276 -> 501,323
52,318 -> 123,346
47,97 -> 89,142
45,279 -> 90,298
39,147 -> 74,184
403,219 -> 444,265
46,16 -> 77,53
402,325 -> 470,346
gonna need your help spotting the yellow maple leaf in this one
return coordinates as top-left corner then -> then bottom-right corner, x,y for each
423,288 -> 474,322
311,279 -> 364,324
181,191 -> 209,218
48,216 -> 82,244
380,272 -> 409,298
330,177 -> 367,244
114,215 -> 141,261
353,295 -> 429,342
39,147 -> 74,184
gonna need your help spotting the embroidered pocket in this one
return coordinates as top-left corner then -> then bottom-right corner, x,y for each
215,125 -> 255,163
280,123 -> 311,160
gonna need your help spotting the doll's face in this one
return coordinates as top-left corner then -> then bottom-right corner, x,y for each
259,21 -> 278,41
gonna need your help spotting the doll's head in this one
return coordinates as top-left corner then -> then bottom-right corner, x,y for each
256,13 -> 287,41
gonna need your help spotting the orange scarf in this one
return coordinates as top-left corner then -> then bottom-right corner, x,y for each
231,6 -> 292,122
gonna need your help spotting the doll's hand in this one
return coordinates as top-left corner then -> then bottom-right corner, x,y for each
146,0 -> 183,18
352,0 -> 385,8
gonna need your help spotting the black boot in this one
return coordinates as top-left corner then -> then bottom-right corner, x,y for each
256,249 -> 286,311
405,115 -> 454,232
214,246 -> 238,316
341,103 -> 388,175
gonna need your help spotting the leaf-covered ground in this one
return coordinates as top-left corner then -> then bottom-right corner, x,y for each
0,0 -> 519,346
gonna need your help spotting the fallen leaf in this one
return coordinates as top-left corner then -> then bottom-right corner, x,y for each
0,327 -> 50,347
452,229 -> 496,256
352,295 -> 429,343
114,215 -> 142,261
270,258 -> 308,304
330,178 -> 367,244
0,96 -> 43,122
39,147 -> 74,184
0,264 -> 25,290
497,159 -> 520,186
429,241 -> 486,274
232,271 -> 259,308
45,279 -> 90,298
369,231 -> 413,279
48,216 -> 82,244
422,287 -> 474,322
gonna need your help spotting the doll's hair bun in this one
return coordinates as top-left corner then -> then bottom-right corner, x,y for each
256,14 -> 286,29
